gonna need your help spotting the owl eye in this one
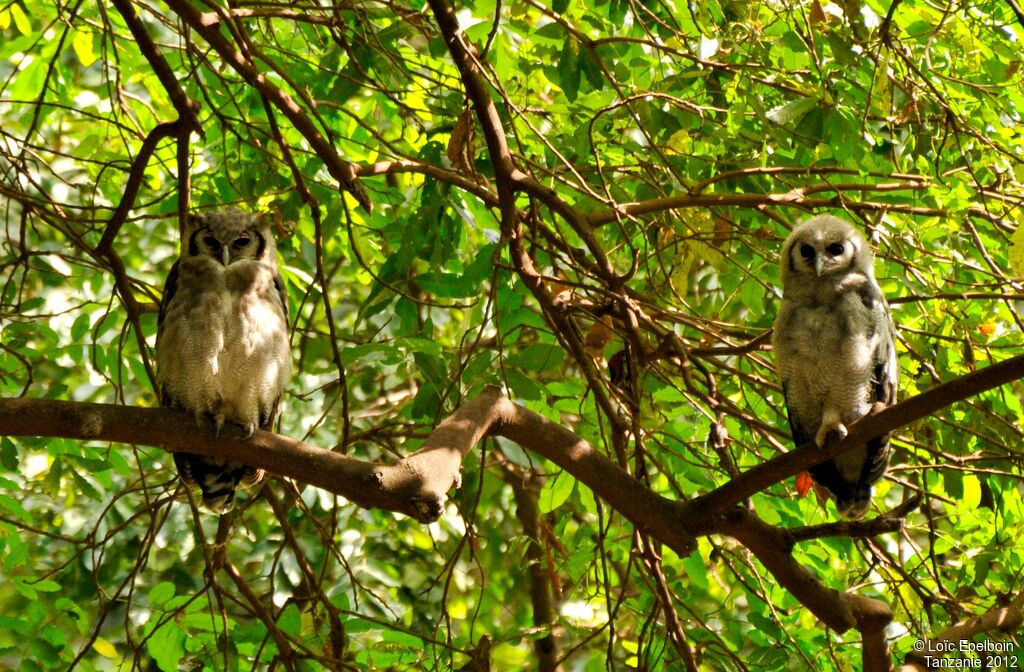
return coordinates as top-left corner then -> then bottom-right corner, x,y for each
826,242 -> 845,256
203,235 -> 219,248
232,236 -> 251,250
799,244 -> 815,260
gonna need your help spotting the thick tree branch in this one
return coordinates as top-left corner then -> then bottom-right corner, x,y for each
687,352 -> 1024,522
718,508 -> 861,631
2,353 -> 1020,667
489,396 -> 697,554
503,464 -> 564,672
110,0 -> 202,128
0,396 -> 476,522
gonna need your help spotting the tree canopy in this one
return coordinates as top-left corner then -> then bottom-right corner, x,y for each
1,0 -> 1023,670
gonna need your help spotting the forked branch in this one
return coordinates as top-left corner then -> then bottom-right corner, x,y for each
1,355 -> 1020,672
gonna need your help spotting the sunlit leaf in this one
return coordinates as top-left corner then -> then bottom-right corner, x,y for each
9,4 -> 31,35
72,30 -> 96,67
146,623 -> 186,672
539,470 -> 574,513
92,637 -> 117,658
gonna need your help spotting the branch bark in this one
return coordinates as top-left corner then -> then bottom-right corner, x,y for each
2,353 -> 1021,669
687,352 -> 1024,522
503,465 -> 564,672
0,396 -> 471,522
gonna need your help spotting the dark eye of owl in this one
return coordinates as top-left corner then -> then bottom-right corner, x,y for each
826,242 -> 845,256
203,235 -> 219,248
232,235 -> 251,250
799,244 -> 815,260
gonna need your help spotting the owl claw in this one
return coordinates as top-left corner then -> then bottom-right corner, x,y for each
241,423 -> 256,440
815,422 -> 848,448
213,416 -> 225,439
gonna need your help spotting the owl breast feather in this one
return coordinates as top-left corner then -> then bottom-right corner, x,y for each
157,259 -> 289,429
776,296 -> 877,428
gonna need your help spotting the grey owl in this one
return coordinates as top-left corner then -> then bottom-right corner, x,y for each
773,215 -> 899,519
156,210 -> 291,513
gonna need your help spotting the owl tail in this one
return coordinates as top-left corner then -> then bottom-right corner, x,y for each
834,490 -> 873,519
173,453 -> 264,514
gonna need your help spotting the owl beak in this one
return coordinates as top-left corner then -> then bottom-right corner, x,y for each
221,248 -> 231,266
814,256 -> 826,276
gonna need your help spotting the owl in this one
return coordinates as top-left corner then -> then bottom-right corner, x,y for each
773,215 -> 899,519
155,210 -> 291,513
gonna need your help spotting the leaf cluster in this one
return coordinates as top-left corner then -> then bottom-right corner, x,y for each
0,0 -> 1022,669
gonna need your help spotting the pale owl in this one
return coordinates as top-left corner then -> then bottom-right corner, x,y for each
773,215 -> 899,519
156,210 -> 291,513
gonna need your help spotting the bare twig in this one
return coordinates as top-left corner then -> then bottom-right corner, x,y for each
161,0 -> 370,210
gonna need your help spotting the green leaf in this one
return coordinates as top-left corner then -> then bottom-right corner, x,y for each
416,271 -> 476,298
558,38 -> 581,102
3,534 -> 28,570
92,637 -> 117,658
9,3 -> 31,35
505,344 -> 565,372
0,616 -> 29,635
962,474 -> 982,510
504,369 -> 542,400
682,550 -> 709,591
0,494 -> 29,521
148,582 -> 176,608
1009,223 -> 1024,276
539,471 -> 574,513
581,49 -> 604,90
765,97 -> 819,126
30,579 -> 61,593
0,438 -> 18,471
277,603 -> 302,637
72,31 -> 97,67
146,622 -> 186,672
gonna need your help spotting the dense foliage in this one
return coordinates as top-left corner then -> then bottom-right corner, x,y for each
0,0 -> 1022,669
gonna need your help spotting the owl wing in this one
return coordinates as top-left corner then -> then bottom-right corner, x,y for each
780,381 -> 814,449
272,266 -> 289,319
156,258 -> 181,333
861,288 -> 899,486
154,259 -> 183,408
258,266 -> 289,433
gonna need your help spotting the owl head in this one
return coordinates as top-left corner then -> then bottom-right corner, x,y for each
780,215 -> 874,283
184,210 -> 276,266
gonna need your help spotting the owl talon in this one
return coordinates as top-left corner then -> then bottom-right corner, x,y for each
815,422 -> 847,448
241,423 -> 256,440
